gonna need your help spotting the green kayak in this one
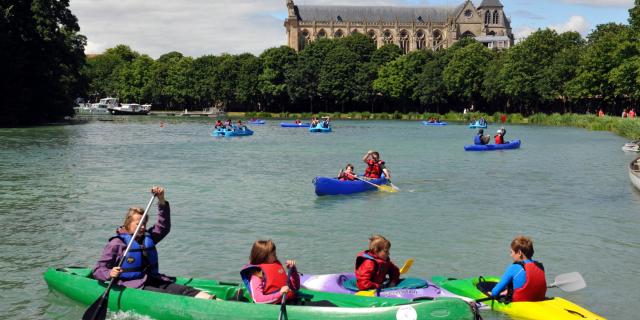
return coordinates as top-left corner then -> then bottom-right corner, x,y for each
44,267 -> 478,320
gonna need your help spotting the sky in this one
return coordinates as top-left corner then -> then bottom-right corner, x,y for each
69,0 -> 636,58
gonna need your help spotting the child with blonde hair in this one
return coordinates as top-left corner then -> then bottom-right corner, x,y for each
355,235 -> 400,290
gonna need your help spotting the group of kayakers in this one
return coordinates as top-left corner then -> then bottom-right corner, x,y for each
214,119 -> 247,130
474,127 -> 508,145
93,191 -> 546,305
425,117 -> 442,123
311,116 -> 330,128
337,150 -> 392,182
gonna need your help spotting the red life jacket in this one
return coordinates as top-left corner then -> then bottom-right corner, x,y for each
355,250 -> 390,288
364,160 -> 384,178
630,111 -> 636,118
339,172 -> 357,181
495,134 -> 504,144
512,261 -> 547,302
240,261 -> 295,302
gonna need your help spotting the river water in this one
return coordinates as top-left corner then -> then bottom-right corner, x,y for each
0,118 -> 638,319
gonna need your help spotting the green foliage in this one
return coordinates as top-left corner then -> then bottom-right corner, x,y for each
443,42 -> 493,104
371,44 -> 402,66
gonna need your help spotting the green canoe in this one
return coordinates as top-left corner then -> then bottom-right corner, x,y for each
44,267 -> 478,320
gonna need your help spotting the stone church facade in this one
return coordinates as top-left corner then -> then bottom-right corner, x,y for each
284,0 -> 514,53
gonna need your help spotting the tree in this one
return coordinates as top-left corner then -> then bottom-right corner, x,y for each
117,54 -> 154,103
371,44 -> 402,66
337,33 -> 376,62
318,46 -> 359,112
630,0 -> 640,35
1,0 -> 86,125
258,46 -> 297,112
443,41 -> 493,107
373,50 -> 432,112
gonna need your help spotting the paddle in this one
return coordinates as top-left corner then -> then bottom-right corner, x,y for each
353,176 -> 397,193
82,194 -> 157,320
278,267 -> 293,320
355,258 -> 413,297
474,272 -> 587,303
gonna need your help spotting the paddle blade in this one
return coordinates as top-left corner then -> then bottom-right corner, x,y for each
378,184 -> 397,193
390,183 -> 400,191
549,272 -> 586,292
82,295 -> 108,320
355,290 -> 376,296
399,258 -> 414,274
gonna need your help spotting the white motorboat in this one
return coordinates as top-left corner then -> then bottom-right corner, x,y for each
75,97 -> 117,115
108,103 -> 150,115
622,141 -> 640,152
629,156 -> 640,191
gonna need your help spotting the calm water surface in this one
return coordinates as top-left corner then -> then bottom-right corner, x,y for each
1,118 -> 638,319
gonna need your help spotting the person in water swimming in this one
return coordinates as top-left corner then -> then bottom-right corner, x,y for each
486,236 -> 547,302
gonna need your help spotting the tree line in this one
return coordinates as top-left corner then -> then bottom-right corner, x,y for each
2,0 -> 639,126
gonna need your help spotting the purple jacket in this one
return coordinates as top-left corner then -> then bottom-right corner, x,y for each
92,201 -> 172,288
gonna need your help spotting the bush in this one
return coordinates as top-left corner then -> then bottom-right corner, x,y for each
257,112 -> 272,118
361,111 -> 371,120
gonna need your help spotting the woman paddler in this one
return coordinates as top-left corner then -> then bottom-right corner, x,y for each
92,186 -> 214,299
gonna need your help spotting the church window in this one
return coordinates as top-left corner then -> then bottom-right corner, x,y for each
383,30 -> 394,45
399,30 -> 409,54
351,29 -> 359,35
464,9 -> 473,18
416,30 -> 426,50
317,29 -> 326,39
487,31 -> 496,36
334,29 -> 344,38
432,29 -> 443,49
493,11 -> 499,24
461,31 -> 475,38
368,30 -> 377,42
301,29 -> 311,49
485,10 -> 490,24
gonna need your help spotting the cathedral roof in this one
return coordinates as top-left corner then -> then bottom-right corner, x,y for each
478,0 -> 504,8
295,4 -> 465,23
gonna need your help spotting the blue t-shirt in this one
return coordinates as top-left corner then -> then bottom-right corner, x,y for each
491,260 -> 533,297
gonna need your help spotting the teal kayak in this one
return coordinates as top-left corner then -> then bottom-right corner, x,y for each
44,267 -> 479,320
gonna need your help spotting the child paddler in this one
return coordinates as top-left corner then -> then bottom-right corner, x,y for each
355,235 -> 400,291
92,186 -> 213,299
486,235 -> 547,302
240,239 -> 300,304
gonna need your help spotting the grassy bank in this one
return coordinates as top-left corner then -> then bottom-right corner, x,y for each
239,111 -> 640,140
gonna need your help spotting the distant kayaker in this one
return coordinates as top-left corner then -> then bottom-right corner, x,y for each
237,119 -> 246,129
224,118 -> 232,129
294,119 -> 301,125
322,116 -> 330,128
475,129 -> 489,145
355,235 -> 400,291
495,128 -> 506,144
92,186 -> 214,299
486,235 -> 547,302
338,164 -> 358,181
311,117 -> 319,127
240,239 -> 300,304
214,120 -> 223,128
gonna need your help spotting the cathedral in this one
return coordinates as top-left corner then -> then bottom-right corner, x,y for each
284,0 -> 514,53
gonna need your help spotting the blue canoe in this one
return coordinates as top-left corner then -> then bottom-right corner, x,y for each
309,124 -> 332,133
468,121 -> 488,129
464,139 -> 521,151
281,122 -> 310,128
314,176 -> 388,196
211,127 -> 254,137
249,120 -> 265,124
422,121 -> 448,126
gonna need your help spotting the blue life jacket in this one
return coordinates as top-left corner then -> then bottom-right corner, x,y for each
112,232 -> 159,280
474,135 -> 482,145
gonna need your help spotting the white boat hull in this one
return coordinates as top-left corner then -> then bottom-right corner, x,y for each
629,157 -> 640,191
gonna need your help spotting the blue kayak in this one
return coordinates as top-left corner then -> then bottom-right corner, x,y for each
464,139 -> 521,151
211,126 -> 254,137
422,121 -> 448,126
249,120 -> 265,125
314,176 -> 387,196
309,123 -> 332,133
468,121 -> 488,129
281,123 -> 310,128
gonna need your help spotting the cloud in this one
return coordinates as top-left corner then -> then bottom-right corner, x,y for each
512,10 -> 544,21
559,0 -> 633,8
550,15 -> 591,35
513,26 -> 538,42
